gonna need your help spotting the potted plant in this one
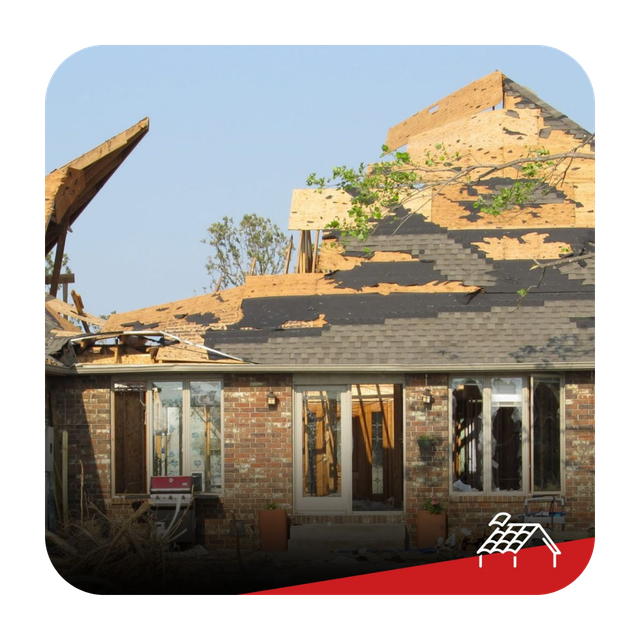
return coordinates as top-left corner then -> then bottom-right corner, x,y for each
258,502 -> 288,551
417,433 -> 436,458
417,497 -> 447,548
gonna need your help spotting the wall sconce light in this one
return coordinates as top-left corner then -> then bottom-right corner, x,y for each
267,390 -> 278,408
422,389 -> 434,407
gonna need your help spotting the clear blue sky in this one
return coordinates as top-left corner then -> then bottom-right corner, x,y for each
46,45 -> 595,317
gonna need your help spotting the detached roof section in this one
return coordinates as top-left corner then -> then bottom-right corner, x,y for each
45,117 -> 150,255
45,118 -> 150,366
98,72 -> 593,371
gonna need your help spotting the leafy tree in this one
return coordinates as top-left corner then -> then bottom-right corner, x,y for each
202,213 -> 289,290
45,251 -> 73,301
45,251 -> 71,277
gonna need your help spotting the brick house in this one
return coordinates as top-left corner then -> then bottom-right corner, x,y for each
45,72 -> 595,552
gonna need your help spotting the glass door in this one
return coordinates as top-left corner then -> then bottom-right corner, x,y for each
294,385 -> 351,512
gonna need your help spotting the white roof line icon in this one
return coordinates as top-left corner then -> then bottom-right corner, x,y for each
477,512 -> 561,568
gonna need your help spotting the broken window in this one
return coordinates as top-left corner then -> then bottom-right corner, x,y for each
452,378 -> 484,491
532,377 -> 561,492
113,379 -> 223,495
451,376 -> 563,494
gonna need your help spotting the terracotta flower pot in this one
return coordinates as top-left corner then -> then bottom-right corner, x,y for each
417,511 -> 447,548
258,509 -> 288,551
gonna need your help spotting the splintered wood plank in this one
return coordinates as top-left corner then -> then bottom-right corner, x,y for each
471,232 -> 572,260
45,295 -> 106,327
289,188 -> 353,230
55,118 -> 149,173
385,71 -> 504,151
45,118 -> 150,255
45,166 -> 86,233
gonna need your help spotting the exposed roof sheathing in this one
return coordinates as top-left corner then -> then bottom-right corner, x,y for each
289,72 -> 594,233
385,70 -> 505,151
45,118 -> 150,255
78,73 -> 594,371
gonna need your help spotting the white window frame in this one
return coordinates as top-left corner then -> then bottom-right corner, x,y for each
111,376 -> 224,497
449,374 -> 564,496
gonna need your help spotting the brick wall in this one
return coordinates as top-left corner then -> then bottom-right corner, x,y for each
564,371 -> 596,531
203,374 -> 294,549
46,369 -> 594,549
404,371 -> 595,545
47,375 -> 112,514
405,373 -> 450,543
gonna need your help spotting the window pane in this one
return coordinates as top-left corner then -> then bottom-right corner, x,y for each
491,377 -> 523,491
532,378 -> 561,491
150,381 -> 183,477
302,389 -> 342,497
452,378 -> 483,491
189,381 -> 222,492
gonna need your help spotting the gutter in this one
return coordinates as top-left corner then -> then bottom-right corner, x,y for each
46,361 -> 595,376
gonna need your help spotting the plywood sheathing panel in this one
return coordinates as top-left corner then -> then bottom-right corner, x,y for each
430,183 -> 577,230
103,287 -> 245,334
503,77 -> 593,148
45,118 -> 149,255
318,246 -> 419,272
406,107 -> 543,171
243,273 -> 478,296
573,182 -> 595,227
45,295 -> 106,327
45,167 -> 86,234
289,188 -> 354,231
385,71 -> 505,151
281,314 -> 328,329
471,232 -> 571,260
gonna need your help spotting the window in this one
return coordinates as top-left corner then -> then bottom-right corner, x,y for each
113,379 -> 222,495
451,375 -> 562,494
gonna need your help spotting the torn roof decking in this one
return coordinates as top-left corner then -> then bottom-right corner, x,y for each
88,72 -> 593,370
99,220 -> 594,368
289,71 -> 594,233
45,117 -> 150,255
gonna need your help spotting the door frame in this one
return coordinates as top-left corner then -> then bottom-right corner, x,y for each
292,374 -> 406,515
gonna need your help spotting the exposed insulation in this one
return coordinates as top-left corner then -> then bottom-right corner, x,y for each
385,71 -> 504,151
471,232 -> 571,260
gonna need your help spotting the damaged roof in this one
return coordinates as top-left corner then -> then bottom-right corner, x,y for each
89,72 -> 594,370
45,118 -> 150,255
101,227 -> 594,368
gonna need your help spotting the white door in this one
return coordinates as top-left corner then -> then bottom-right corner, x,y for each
294,385 -> 351,513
